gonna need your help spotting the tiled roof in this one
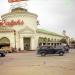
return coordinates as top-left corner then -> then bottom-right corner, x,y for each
37,29 -> 63,37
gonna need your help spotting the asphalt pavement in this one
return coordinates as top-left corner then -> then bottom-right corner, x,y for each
0,49 -> 75,75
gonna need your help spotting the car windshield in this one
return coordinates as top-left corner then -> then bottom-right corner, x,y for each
39,46 -> 54,49
40,46 -> 47,49
55,45 -> 65,49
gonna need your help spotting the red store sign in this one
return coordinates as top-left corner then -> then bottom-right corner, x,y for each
0,20 -> 24,26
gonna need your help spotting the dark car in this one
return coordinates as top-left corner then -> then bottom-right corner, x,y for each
0,49 -> 6,57
64,45 -> 70,52
37,45 -> 65,56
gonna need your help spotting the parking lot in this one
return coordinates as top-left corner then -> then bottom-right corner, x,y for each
0,49 -> 75,75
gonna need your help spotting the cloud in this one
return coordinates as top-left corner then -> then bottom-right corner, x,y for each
0,0 -> 75,37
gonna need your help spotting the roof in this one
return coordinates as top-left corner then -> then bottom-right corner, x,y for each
37,29 -> 63,37
0,27 -> 63,37
1,7 -> 38,18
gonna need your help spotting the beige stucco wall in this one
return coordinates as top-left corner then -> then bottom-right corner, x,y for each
0,32 -> 15,48
1,9 -> 38,50
1,12 -> 38,32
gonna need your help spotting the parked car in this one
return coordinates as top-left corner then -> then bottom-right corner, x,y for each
37,45 -> 65,56
1,47 -> 12,53
60,44 -> 70,53
0,49 -> 6,57
64,45 -> 70,53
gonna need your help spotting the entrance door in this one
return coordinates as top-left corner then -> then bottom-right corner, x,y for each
23,38 -> 30,50
0,37 -> 10,48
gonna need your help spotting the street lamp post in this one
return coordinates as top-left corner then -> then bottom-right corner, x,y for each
14,30 -> 16,51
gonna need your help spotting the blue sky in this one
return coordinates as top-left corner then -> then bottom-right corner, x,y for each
0,0 -> 75,38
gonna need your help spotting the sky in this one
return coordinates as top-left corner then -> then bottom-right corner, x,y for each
0,0 -> 75,38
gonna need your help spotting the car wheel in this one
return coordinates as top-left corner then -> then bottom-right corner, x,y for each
59,52 -> 64,56
41,52 -> 46,56
1,54 -> 5,57
66,49 -> 69,53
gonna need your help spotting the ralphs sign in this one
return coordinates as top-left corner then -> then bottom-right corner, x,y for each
0,20 -> 24,26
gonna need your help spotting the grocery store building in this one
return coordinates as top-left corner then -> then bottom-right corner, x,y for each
0,7 -> 64,51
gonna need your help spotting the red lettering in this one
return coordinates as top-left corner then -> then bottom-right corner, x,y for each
0,22 -> 3,25
17,20 -> 21,25
0,20 -> 24,26
21,20 -> 24,25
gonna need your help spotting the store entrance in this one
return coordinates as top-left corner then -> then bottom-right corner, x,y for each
0,37 -> 10,48
0,37 -> 11,52
23,38 -> 30,50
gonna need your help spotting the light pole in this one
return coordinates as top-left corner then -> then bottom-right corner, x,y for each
14,30 -> 16,51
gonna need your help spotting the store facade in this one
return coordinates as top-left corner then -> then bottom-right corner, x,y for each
0,8 -> 63,51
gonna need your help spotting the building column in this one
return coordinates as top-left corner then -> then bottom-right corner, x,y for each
9,32 -> 16,49
31,36 -> 39,50
20,37 -> 24,50
15,32 -> 20,51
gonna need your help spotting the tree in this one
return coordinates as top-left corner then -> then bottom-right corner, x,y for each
70,41 -> 75,44
60,38 -> 67,44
